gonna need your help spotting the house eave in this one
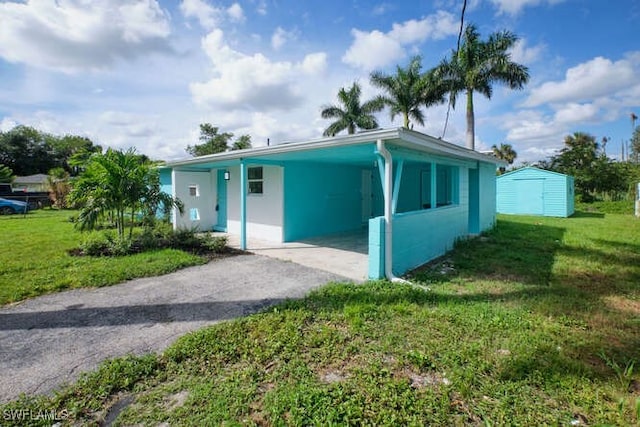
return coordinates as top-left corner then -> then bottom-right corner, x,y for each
163,127 -> 505,168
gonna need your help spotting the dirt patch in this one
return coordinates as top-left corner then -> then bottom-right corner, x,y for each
603,295 -> 640,315
164,390 -> 190,411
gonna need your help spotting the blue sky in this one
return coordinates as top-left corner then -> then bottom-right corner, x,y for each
0,0 -> 638,163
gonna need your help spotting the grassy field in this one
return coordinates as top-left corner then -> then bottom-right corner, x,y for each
2,210 -> 639,425
0,209 -> 205,305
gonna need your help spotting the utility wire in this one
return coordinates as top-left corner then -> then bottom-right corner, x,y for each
440,0 -> 467,139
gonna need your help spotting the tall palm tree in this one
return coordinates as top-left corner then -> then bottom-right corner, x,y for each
321,82 -> 384,137
370,56 -> 446,129
491,143 -> 517,165
436,24 -> 529,150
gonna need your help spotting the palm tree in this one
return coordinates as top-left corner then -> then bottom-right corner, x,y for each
436,24 -> 529,150
491,143 -> 517,165
321,82 -> 384,136
70,148 -> 182,240
370,56 -> 446,129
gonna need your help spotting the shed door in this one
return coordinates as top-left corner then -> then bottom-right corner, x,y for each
214,169 -> 228,231
514,179 -> 544,215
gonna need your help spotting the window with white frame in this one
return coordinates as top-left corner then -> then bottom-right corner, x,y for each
248,166 -> 263,194
188,184 -> 199,197
189,208 -> 200,221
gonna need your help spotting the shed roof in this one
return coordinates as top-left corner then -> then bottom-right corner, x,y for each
497,166 -> 573,180
164,128 -> 506,170
13,174 -> 49,184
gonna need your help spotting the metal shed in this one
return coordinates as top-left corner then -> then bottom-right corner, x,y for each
496,167 -> 574,217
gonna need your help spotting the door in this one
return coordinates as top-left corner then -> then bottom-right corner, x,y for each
214,169 -> 228,231
514,179 -> 544,215
361,169 -> 373,223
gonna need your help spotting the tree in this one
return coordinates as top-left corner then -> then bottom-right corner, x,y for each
70,148 -> 182,240
186,124 -> 251,156
0,125 -> 56,175
0,164 -> 13,183
370,56 -> 445,129
545,132 -> 600,200
436,24 -> 529,150
320,82 -> 384,136
231,134 -> 252,150
492,143 -> 517,165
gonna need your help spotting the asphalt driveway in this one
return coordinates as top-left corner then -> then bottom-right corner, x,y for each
0,254 -> 345,403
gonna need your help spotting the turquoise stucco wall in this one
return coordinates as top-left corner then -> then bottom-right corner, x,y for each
392,205 -> 468,276
283,163 -> 365,241
497,167 -> 573,217
159,168 -> 172,196
478,162 -> 497,231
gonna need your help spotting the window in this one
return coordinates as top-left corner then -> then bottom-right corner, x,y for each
248,166 -> 263,194
436,164 -> 459,207
189,208 -> 200,221
188,185 -> 199,197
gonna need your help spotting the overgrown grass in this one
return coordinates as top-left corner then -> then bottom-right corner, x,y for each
0,209 -> 206,305
3,210 -> 639,425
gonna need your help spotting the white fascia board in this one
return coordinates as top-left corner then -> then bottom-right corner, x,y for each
164,129 -> 402,168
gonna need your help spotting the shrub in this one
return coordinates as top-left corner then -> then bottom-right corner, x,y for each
200,234 -> 228,253
79,232 -> 111,256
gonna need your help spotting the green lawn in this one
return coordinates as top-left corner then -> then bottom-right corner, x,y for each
0,209 -> 205,305
2,210 -> 639,426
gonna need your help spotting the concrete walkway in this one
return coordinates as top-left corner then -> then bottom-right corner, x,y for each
0,254 -> 345,403
221,229 -> 369,282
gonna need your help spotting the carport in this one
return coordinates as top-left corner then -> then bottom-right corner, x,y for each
161,128 -> 503,280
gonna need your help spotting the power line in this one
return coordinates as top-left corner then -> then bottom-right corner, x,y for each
441,0 -> 467,140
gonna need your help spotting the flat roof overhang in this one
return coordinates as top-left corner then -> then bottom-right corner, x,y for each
163,128 -> 506,171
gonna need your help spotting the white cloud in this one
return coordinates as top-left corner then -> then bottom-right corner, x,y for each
553,103 -> 599,124
271,27 -> 296,50
525,55 -> 640,107
190,29 -> 327,112
0,0 -> 172,73
342,10 -> 458,70
490,0 -> 567,15
180,0 -> 221,29
509,39 -> 545,65
342,29 -> 405,70
372,3 -> 391,15
388,10 -> 458,43
300,53 -> 328,75
255,0 -> 267,15
227,3 -> 245,22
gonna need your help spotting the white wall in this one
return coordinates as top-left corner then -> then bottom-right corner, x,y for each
227,165 -> 284,242
172,170 -> 217,231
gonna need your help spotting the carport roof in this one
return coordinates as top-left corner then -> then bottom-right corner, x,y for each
163,127 -> 506,170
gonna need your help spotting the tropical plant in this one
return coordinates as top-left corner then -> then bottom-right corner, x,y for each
630,126 -> 640,163
370,56 -> 445,129
320,82 -> 384,136
436,24 -> 529,150
492,143 -> 517,165
69,148 -> 183,240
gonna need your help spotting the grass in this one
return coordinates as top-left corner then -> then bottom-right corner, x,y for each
0,209 -> 206,305
2,208 -> 640,425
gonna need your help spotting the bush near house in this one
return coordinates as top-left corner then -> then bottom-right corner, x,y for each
3,210 -> 638,425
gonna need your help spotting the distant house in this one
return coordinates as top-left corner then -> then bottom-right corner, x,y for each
497,167 -> 574,217
161,128 -> 504,280
12,174 -> 49,192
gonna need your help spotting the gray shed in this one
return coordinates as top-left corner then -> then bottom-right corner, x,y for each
496,167 -> 574,217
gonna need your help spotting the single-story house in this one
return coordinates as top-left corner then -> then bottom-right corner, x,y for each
496,167 -> 574,217
161,128 -> 504,280
12,174 -> 49,192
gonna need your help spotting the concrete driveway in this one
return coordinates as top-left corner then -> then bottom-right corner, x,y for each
0,254 -> 345,403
